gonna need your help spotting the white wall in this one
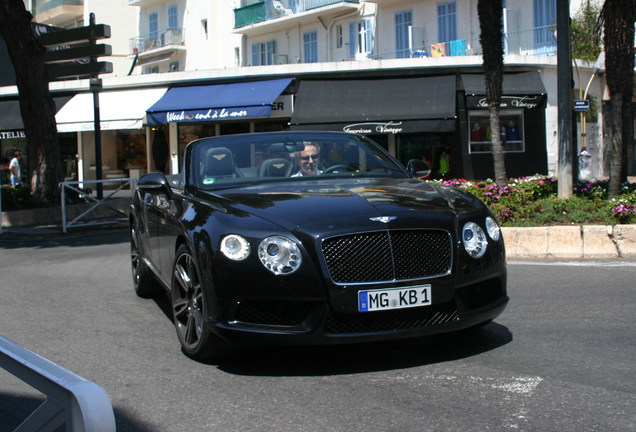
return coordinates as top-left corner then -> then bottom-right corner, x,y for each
86,0 -> 139,78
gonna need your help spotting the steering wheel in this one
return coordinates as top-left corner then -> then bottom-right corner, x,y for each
322,164 -> 350,174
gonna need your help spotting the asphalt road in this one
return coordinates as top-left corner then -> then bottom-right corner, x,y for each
1,228 -> 635,432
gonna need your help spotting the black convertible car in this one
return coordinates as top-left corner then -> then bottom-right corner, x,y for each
130,131 -> 508,360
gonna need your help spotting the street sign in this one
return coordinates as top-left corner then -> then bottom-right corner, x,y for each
37,24 -> 111,46
43,44 -> 112,63
574,99 -> 590,112
38,20 -> 112,80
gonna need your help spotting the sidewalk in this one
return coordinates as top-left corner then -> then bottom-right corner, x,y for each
1,198 -> 130,236
3,203 -> 636,259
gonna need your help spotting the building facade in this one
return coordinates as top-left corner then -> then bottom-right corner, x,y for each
1,0 -> 628,187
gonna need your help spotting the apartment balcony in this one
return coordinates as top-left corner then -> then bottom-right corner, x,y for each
129,28 -> 186,60
127,0 -> 165,6
33,0 -> 84,26
234,0 -> 360,33
370,26 -> 557,60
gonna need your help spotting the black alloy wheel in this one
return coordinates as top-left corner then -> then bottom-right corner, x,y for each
171,244 -> 224,360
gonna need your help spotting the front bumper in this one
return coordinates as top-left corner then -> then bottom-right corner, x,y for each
210,273 -> 508,347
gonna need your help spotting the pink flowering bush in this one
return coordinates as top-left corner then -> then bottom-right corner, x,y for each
432,175 -> 636,226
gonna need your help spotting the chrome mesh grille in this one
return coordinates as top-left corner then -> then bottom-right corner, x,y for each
322,230 -> 452,284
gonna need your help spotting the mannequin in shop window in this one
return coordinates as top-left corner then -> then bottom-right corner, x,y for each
471,122 -> 484,141
438,149 -> 452,179
505,120 -> 519,141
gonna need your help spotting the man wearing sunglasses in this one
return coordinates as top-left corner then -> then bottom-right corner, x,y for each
292,142 -> 322,177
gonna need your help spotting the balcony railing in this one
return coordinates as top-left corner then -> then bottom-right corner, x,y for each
234,0 -> 359,28
35,0 -> 84,15
370,26 -> 557,60
129,28 -> 185,56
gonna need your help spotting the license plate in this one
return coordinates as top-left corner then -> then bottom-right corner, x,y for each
358,285 -> 432,312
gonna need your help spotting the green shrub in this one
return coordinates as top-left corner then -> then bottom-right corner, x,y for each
434,175 -> 636,227
0,185 -> 38,211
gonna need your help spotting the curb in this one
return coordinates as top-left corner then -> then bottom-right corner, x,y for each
501,225 -> 636,259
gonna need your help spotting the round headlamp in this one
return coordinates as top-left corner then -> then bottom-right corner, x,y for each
462,222 -> 488,259
258,236 -> 301,275
220,234 -> 251,261
485,216 -> 501,241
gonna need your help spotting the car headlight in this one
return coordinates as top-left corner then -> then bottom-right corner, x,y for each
485,216 -> 501,241
462,222 -> 488,258
220,234 -> 251,261
258,236 -> 301,275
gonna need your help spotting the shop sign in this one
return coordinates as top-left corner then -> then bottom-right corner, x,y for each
468,95 -> 544,110
574,100 -> 590,112
343,121 -> 404,134
270,95 -> 293,118
0,130 -> 26,139
160,105 -> 272,124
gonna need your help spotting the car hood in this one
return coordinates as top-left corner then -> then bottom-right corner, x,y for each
206,178 -> 458,235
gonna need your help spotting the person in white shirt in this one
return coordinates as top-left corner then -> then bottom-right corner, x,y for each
291,143 -> 322,177
9,151 -> 22,186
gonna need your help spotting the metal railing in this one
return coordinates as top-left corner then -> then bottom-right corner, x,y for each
129,27 -> 185,56
34,0 -> 84,15
234,0 -> 359,28
60,178 -> 135,233
370,26 -> 557,60
0,334 -> 115,432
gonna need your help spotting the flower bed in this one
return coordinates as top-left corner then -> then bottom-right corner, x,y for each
435,175 -> 636,226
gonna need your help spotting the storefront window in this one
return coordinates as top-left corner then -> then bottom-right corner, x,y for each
59,133 -> 78,181
219,122 -> 250,136
396,133 -> 453,179
253,120 -> 290,133
469,110 -> 524,153
117,131 -> 148,173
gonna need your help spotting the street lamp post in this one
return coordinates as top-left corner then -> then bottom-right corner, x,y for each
575,52 -> 605,152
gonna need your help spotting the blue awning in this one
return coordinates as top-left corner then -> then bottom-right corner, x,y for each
146,78 -> 293,125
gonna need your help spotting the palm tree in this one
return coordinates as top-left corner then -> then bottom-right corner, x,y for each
599,0 -> 635,198
0,0 -> 62,204
477,0 -> 507,186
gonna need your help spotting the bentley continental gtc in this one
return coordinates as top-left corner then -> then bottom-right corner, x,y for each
129,131 -> 508,360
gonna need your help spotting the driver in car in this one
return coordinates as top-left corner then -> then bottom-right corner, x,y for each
292,142 -> 322,176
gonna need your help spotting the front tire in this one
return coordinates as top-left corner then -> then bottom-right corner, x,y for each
172,244 -> 225,361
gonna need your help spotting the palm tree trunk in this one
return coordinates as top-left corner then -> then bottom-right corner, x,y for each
478,0 -> 507,186
600,0 -> 636,198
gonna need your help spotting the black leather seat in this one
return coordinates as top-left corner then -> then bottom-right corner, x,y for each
257,158 -> 291,177
204,147 -> 237,180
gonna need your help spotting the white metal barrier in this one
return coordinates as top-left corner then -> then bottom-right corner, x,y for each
60,178 -> 136,233
0,334 -> 116,432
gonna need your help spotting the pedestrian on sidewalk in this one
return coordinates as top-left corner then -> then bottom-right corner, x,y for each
9,150 -> 22,186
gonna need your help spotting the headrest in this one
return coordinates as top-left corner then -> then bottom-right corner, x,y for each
205,147 -> 235,178
258,158 -> 291,177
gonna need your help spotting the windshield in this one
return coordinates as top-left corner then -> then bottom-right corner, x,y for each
190,132 -> 410,189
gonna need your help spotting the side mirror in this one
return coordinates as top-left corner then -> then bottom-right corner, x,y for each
406,159 -> 432,178
137,172 -> 173,198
